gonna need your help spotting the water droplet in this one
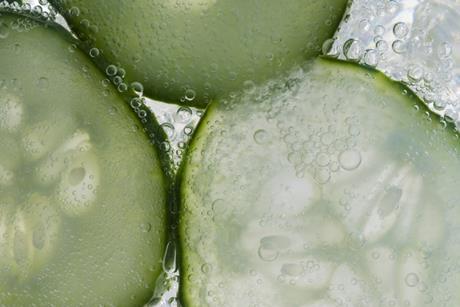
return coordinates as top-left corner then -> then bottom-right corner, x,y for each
339,150 -> 362,171
405,273 -> 419,287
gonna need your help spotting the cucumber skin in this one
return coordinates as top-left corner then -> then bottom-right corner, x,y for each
49,0 -> 348,107
177,58 -> 460,307
0,12 -> 169,306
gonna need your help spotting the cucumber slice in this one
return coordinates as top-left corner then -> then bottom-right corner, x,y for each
50,0 -> 347,106
0,13 -> 167,305
180,58 -> 460,306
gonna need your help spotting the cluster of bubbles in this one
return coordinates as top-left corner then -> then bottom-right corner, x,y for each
1,0 -> 202,175
326,0 -> 460,127
0,0 -> 61,23
276,114 -> 362,185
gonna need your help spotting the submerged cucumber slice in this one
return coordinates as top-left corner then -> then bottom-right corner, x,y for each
0,13 -> 166,305
180,58 -> 460,306
50,0 -> 347,106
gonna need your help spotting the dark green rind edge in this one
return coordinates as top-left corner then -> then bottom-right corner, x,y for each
0,10 -> 170,306
175,57 -> 460,307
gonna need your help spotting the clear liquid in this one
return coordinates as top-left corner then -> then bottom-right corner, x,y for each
9,0 -> 460,305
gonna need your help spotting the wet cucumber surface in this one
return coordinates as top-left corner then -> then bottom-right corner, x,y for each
0,13 -> 166,305
50,0 -> 347,107
180,58 -> 460,307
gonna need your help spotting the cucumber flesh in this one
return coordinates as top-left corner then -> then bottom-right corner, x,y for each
0,13 -> 167,305
49,0 -> 347,106
180,59 -> 460,307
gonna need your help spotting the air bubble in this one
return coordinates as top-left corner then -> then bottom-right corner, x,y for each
322,38 -> 338,57
184,89 -> 196,102
363,49 -> 380,67
138,109 -> 147,119
161,123 -> 175,140
376,40 -> 388,52
0,22 -> 10,39
258,245 -> 279,262
359,19 -> 371,33
243,80 -> 256,93
105,65 -> 117,76
392,40 -> 406,54
253,129 -> 270,145
117,83 -> 128,92
69,6 -> 80,17
89,48 -> 100,58
140,223 -> 152,233
405,273 -> 420,287
339,150 -> 362,171
175,107 -> 192,123
130,82 -> 144,95
33,5 -> 43,14
68,167 -> 85,185
437,42 -> 452,59
393,22 -> 409,38
37,77 -> 49,89
184,126 -> 193,136
314,168 -> 331,184
374,25 -> 385,36
130,97 -> 142,109
343,39 -> 362,61
201,263 -> 212,274
407,65 -> 423,82
281,263 -> 303,277
113,76 -> 122,85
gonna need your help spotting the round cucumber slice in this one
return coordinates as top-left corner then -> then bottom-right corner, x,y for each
180,58 -> 460,306
0,13 -> 167,305
50,0 -> 347,106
